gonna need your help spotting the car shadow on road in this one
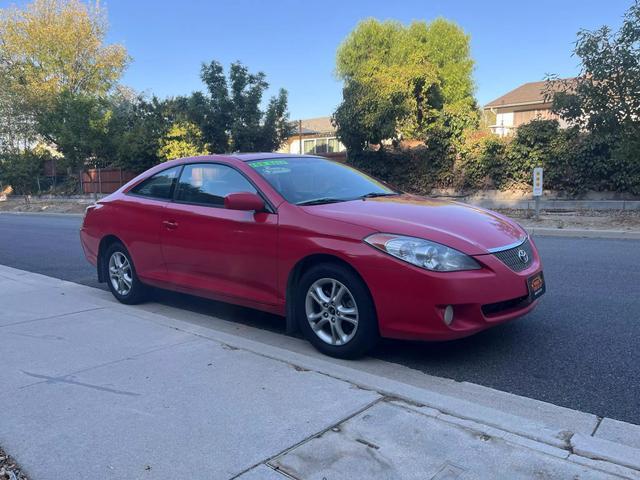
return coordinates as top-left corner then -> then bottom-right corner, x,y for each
148,287 -> 288,334
146,285 -> 525,368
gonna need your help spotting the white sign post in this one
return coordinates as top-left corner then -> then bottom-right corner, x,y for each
533,167 -> 543,219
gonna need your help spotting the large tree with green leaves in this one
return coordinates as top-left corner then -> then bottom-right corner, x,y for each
545,0 -> 640,194
546,1 -> 640,138
0,0 -> 129,108
333,18 -> 477,152
105,89 -> 173,172
0,0 -> 130,175
157,121 -> 209,161
178,60 -> 293,153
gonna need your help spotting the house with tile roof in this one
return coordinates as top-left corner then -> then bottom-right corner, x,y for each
483,79 -> 574,136
277,117 -> 346,158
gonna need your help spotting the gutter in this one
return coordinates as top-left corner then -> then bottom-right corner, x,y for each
483,100 -> 551,110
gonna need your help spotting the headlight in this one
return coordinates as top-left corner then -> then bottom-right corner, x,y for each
364,233 -> 481,272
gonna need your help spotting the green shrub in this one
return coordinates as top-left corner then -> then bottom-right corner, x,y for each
349,146 -> 454,194
609,134 -> 640,195
0,149 -> 47,195
504,120 -> 561,187
456,132 -> 508,189
347,118 -> 640,196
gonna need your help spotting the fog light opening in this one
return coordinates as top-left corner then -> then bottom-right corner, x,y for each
444,305 -> 454,326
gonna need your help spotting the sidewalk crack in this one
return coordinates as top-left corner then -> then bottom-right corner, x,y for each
228,396 -> 384,480
17,337 -> 202,391
0,306 -> 106,329
590,416 -> 604,436
20,370 -> 141,396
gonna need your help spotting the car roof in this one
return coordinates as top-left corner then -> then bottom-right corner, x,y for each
160,153 -> 320,168
229,152 -> 288,162
230,153 -> 310,162
156,153 -> 327,173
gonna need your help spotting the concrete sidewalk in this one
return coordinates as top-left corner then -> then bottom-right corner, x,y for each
1,265 -> 639,479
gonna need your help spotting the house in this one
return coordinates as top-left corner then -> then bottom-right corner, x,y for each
484,79 -> 573,136
277,117 -> 347,158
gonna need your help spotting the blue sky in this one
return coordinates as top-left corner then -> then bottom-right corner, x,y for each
2,0 -> 633,119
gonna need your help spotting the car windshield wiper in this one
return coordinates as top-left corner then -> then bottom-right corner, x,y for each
359,192 -> 400,199
297,197 -> 347,206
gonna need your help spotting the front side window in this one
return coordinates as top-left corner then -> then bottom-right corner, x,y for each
175,163 -> 257,207
129,166 -> 181,200
248,157 -> 396,205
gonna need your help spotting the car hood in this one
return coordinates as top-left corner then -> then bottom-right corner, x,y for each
301,194 -> 526,255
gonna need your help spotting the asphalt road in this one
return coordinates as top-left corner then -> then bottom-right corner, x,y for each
1,212 -> 639,423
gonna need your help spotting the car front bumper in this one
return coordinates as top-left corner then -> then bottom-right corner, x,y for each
356,238 -> 544,341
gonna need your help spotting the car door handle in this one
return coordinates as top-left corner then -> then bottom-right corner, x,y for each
163,220 -> 178,230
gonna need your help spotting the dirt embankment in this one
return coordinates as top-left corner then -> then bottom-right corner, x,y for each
497,208 -> 640,231
0,199 -> 91,214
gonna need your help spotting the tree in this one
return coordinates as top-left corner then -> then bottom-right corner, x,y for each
36,91 -> 111,172
545,0 -> 640,195
178,60 -> 293,153
158,122 -> 209,161
0,0 -> 129,110
333,80 -> 404,151
546,1 -> 640,138
0,148 -> 49,197
333,18 -> 477,152
107,89 -> 171,172
0,78 -> 37,153
0,0 -> 130,179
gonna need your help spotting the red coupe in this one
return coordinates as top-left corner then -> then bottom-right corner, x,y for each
80,154 -> 545,358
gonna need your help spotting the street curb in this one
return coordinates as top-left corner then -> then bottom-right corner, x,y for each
572,433 -> 640,471
527,227 -> 640,240
0,211 -> 85,218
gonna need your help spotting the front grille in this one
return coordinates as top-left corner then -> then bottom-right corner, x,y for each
482,295 -> 530,317
492,238 -> 533,272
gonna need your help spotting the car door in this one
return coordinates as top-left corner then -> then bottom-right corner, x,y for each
118,165 -> 182,282
160,162 -> 280,307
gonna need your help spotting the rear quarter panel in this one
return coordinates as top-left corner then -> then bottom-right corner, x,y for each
83,193 -> 168,281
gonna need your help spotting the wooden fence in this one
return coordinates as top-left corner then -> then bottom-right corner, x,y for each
81,168 -> 137,195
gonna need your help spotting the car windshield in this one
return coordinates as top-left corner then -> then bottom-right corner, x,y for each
247,157 -> 397,205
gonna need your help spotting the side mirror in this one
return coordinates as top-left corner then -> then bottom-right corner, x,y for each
224,192 -> 265,212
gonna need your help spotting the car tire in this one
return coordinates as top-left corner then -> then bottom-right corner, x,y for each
296,263 -> 379,359
104,241 -> 148,305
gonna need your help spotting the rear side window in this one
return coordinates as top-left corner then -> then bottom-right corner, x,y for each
175,163 -> 257,207
129,166 -> 181,200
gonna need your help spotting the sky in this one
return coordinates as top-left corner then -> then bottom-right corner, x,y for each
1,0 -> 634,119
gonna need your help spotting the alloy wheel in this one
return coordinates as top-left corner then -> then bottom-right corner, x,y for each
108,251 -> 133,296
305,278 -> 359,346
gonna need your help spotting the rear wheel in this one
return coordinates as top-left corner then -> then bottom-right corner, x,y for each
297,263 -> 378,359
105,242 -> 147,305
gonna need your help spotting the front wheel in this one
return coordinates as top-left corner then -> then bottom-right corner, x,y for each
296,263 -> 379,359
105,242 -> 148,305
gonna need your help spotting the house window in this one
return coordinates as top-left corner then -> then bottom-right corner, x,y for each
302,137 -> 345,154
303,139 -> 315,154
316,138 -> 328,153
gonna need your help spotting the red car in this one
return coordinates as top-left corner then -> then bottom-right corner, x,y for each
80,154 -> 545,358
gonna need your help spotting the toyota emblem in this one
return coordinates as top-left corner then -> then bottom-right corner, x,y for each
517,249 -> 529,263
